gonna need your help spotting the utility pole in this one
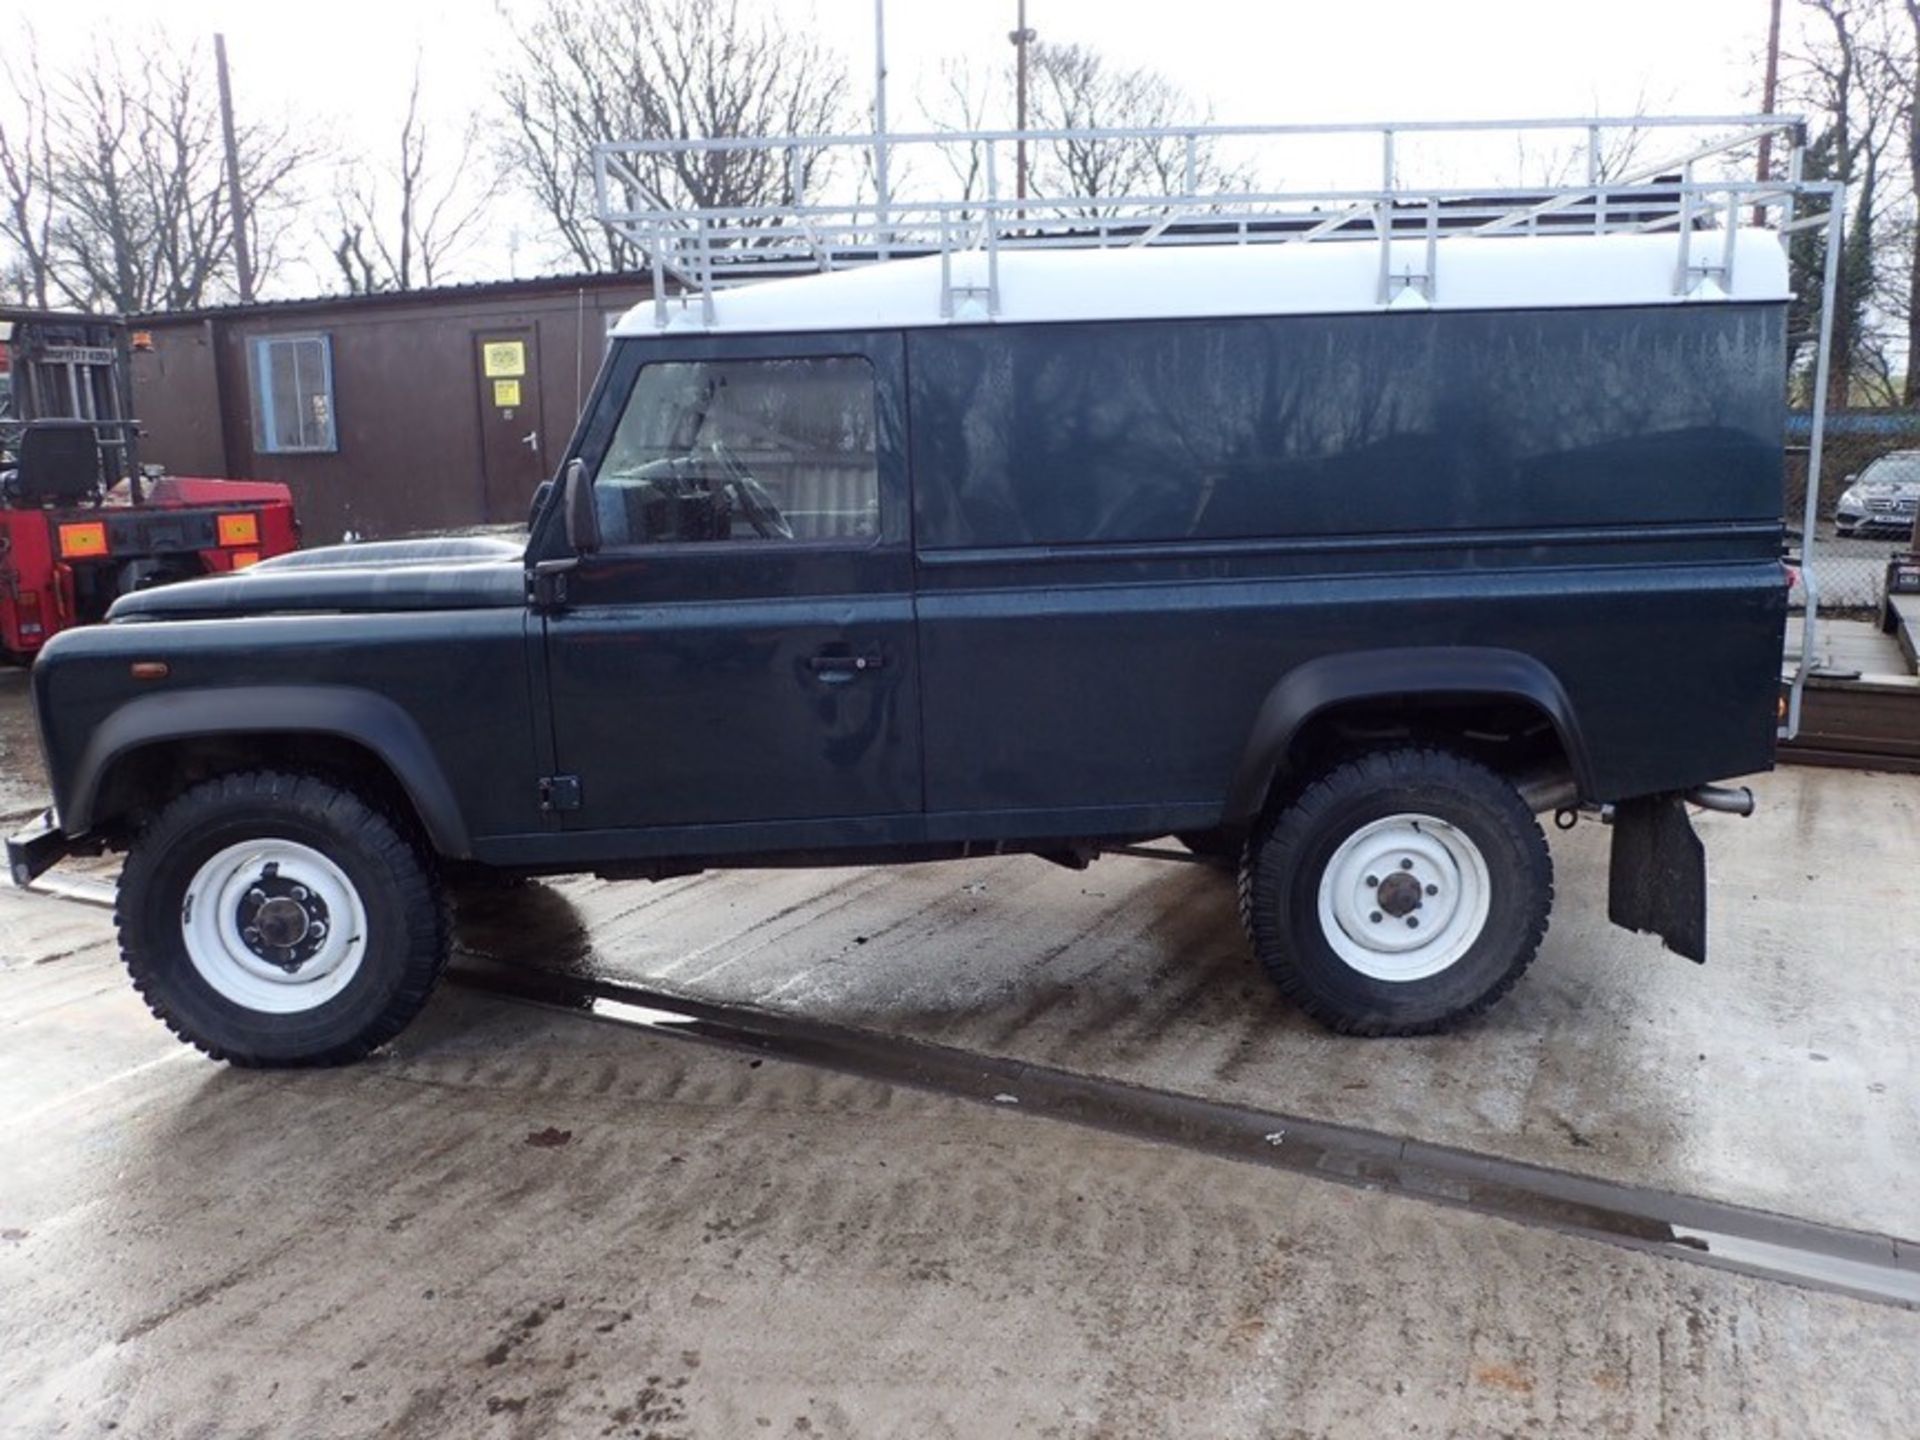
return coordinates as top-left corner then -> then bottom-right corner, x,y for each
1010,0 -> 1036,200
214,34 -> 255,304
874,0 -> 891,254
1755,0 -> 1783,227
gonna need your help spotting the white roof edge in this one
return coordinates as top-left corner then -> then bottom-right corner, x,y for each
612,230 -> 1791,338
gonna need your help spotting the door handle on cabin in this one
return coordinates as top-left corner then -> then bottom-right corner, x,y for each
807,651 -> 885,679
521,431 -> 540,452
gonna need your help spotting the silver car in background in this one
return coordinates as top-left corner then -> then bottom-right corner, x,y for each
1835,450 -> 1920,537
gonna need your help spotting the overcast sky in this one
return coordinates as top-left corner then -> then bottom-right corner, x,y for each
18,0 -> 1804,294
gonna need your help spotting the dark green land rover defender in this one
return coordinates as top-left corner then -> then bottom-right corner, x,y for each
9,226 -> 1792,1065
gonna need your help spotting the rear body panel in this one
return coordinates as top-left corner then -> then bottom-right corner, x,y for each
906,304 -> 1785,819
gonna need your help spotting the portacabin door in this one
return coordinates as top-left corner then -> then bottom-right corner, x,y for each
474,327 -> 546,525
536,331 -> 921,855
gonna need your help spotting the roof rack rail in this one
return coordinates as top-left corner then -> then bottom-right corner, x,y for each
595,114 -> 1827,316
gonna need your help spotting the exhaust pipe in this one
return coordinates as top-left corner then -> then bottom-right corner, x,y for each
1516,769 -> 1579,814
1684,784 -> 1755,817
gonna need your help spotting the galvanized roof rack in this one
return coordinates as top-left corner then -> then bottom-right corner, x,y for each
592,114 -> 1846,741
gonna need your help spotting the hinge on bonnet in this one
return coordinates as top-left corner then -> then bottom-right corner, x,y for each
538,775 -> 582,812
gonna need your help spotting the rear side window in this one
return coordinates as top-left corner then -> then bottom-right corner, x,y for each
593,356 -> 879,546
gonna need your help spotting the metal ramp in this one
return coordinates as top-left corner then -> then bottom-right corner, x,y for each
590,114 -> 1847,742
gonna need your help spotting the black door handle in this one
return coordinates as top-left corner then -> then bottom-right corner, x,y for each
808,651 -> 885,676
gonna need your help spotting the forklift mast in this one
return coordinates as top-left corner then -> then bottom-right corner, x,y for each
0,308 -> 143,499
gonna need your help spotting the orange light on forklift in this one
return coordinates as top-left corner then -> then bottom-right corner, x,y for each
130,661 -> 170,681
56,521 -> 108,559
230,550 -> 261,570
217,512 -> 260,547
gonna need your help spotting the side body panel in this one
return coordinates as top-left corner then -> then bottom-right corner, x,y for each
31,605 -> 542,847
908,304 -> 1786,828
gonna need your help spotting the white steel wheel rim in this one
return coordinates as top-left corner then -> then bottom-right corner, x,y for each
181,839 -> 370,1014
1314,813 -> 1492,983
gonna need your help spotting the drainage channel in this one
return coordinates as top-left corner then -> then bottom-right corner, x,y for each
448,955 -> 1920,1312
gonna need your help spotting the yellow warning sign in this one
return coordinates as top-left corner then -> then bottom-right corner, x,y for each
482,340 -> 526,378
493,378 -> 522,408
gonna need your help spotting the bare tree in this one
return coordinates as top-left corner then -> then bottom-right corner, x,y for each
0,32 -> 308,313
1782,0 -> 1904,407
923,57 -> 997,212
499,0 -> 850,272
0,46 -> 58,307
333,62 -> 502,294
1896,2 -> 1920,404
1024,43 -> 1249,209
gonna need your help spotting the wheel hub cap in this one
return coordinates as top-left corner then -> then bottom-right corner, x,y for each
182,840 -> 368,1013
1314,814 -> 1493,983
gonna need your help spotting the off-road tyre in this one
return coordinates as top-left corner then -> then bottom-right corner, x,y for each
1238,747 -> 1552,1036
118,770 -> 448,1067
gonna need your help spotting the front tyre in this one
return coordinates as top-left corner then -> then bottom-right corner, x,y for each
1239,748 -> 1552,1035
118,771 -> 448,1066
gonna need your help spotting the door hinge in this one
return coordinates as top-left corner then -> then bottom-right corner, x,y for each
538,775 -> 582,812
528,557 -> 577,610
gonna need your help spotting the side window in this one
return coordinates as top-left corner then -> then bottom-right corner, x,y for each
249,334 -> 337,454
593,356 -> 879,546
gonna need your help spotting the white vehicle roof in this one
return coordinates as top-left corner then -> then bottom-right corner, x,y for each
611,230 -> 1791,339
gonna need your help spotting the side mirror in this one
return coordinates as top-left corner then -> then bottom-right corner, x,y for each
527,478 -> 554,533
562,458 -> 599,554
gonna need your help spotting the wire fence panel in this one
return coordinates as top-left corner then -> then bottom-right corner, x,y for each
1786,411 -> 1919,614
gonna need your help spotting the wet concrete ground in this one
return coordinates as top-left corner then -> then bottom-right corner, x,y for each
0,669 -> 45,820
3,651 -> 1919,1433
478,764 -> 1920,1241
5,887 -> 1919,1438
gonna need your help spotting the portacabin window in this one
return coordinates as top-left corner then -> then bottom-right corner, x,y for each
249,333 -> 337,454
592,357 -> 879,547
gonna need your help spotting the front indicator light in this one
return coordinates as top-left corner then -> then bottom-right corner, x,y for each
230,549 -> 261,569
217,512 -> 260,547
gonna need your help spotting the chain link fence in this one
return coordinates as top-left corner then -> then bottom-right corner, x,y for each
1784,411 -> 1919,615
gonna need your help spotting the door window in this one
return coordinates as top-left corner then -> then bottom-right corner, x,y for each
593,356 -> 879,546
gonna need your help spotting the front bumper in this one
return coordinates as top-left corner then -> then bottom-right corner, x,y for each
7,810 -> 71,888
1837,507 -> 1917,533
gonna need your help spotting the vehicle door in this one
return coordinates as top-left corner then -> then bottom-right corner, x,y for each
536,331 -> 921,852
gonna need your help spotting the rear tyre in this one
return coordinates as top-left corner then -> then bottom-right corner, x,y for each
118,771 -> 448,1067
1238,748 -> 1551,1035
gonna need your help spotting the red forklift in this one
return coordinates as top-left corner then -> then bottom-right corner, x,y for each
0,308 -> 298,661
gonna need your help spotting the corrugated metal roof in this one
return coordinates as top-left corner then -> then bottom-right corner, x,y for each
135,270 -> 656,326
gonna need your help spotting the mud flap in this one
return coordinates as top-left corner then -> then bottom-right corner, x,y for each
1607,794 -> 1706,963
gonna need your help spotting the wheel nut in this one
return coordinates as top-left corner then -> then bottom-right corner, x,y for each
243,927 -> 260,943
1365,875 -> 1378,888
1399,858 -> 1414,870
248,888 -> 266,904
1425,883 -> 1438,896
292,886 -> 309,902
1406,916 -> 1420,929
1369,911 -> 1383,924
